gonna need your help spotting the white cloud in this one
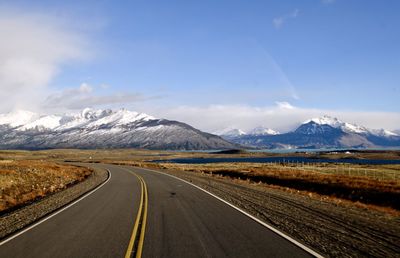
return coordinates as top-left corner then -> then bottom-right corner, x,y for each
147,102 -> 400,133
0,8 -> 89,112
275,101 -> 295,109
273,9 -> 300,29
78,83 -> 93,93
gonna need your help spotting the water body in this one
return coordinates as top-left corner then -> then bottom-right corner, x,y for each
250,147 -> 400,154
155,157 -> 400,165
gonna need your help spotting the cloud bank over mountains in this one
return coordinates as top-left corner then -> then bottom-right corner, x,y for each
147,103 -> 400,133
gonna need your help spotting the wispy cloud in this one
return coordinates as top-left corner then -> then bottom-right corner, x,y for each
273,9 -> 299,29
0,7 -> 90,113
256,44 -> 299,100
43,83 -> 159,110
275,101 -> 295,110
321,0 -> 336,4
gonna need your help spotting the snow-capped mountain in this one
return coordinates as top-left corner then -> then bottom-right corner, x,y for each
0,108 -> 236,150
222,115 -> 400,149
302,115 -> 397,136
214,127 -> 247,137
248,126 -> 279,136
215,126 -> 279,138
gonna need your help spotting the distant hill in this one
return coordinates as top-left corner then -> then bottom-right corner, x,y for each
0,108 -> 236,150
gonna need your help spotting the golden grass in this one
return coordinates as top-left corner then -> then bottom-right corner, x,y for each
0,160 -> 92,213
155,162 -> 399,189
151,162 -> 400,210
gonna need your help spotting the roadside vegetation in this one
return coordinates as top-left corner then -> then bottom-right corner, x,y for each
148,162 -> 400,212
0,160 -> 92,213
112,158 -> 400,213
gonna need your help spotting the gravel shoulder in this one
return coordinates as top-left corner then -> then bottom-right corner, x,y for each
154,167 -> 400,258
0,164 -> 108,239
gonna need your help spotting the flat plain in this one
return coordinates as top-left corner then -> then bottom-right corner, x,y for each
1,149 -> 399,257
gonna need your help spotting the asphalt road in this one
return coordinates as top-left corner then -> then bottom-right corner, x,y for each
0,164 -> 315,258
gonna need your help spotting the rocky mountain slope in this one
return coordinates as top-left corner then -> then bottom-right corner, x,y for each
0,108 -> 236,150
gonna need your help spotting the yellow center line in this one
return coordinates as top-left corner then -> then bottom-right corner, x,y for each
136,175 -> 148,257
124,168 -> 148,258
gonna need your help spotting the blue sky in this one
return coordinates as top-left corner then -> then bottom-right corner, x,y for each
0,0 -> 399,131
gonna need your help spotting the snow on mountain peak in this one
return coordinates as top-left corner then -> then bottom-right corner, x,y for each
0,110 -> 40,127
80,108 -> 110,120
19,115 -> 63,131
214,127 -> 247,137
248,126 -> 279,135
303,115 -> 383,135
370,129 -> 399,137
304,115 -> 343,127
89,108 -> 154,127
0,108 -> 156,132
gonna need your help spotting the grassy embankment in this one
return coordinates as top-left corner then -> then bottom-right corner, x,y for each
0,160 -> 92,213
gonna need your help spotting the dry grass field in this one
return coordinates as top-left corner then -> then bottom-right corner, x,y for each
149,162 -> 400,211
0,160 -> 92,213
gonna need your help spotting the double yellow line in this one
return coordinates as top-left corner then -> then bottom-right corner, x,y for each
125,171 -> 148,258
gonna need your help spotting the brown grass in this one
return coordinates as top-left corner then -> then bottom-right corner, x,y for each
139,162 -> 400,210
0,160 -> 92,213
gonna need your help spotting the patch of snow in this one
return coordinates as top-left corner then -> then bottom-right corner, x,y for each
341,122 -> 369,134
214,127 -> 247,136
304,115 -> 369,134
18,115 -> 63,131
370,129 -> 398,137
87,109 -> 154,127
303,115 -> 343,127
248,126 -> 279,135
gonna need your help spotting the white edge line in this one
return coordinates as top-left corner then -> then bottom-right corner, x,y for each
0,168 -> 112,246
138,167 -> 324,258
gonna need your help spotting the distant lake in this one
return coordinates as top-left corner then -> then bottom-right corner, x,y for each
169,147 -> 400,154
250,148 -> 400,154
154,157 -> 400,165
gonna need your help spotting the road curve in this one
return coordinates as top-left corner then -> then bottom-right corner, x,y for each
0,164 -> 315,258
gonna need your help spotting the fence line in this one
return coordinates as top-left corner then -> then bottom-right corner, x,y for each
265,161 -> 399,180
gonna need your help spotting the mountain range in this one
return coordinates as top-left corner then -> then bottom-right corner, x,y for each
1,110 -> 398,150
0,108 -> 236,150
213,126 -> 279,141
216,115 -> 400,149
